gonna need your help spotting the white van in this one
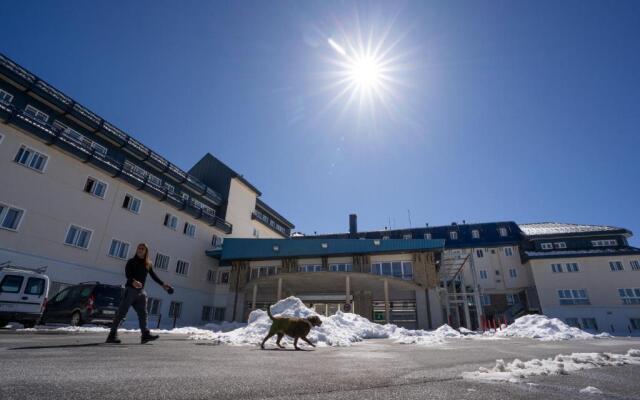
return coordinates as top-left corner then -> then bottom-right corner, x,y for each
0,266 -> 50,328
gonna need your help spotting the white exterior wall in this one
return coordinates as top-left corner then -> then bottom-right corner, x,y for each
0,123 -> 242,327
528,255 -> 640,334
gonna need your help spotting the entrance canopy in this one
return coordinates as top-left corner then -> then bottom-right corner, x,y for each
207,238 -> 445,262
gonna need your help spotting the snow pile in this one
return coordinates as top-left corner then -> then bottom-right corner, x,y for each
496,314 -> 596,341
579,386 -> 603,395
462,349 -> 640,383
190,296 -> 462,347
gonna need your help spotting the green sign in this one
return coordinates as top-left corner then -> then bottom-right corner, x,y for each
373,311 -> 385,321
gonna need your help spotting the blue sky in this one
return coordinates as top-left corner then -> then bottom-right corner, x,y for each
2,1 -> 639,243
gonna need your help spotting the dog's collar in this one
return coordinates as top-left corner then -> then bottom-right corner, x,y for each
304,319 -> 314,329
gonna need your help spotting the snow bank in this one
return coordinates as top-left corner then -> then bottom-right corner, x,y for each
190,296 -> 463,347
462,349 -> 640,383
579,386 -> 603,395
496,314 -> 597,341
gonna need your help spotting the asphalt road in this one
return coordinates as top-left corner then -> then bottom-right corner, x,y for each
1,330 -> 640,400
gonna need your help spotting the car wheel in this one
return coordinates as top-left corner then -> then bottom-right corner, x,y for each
70,311 -> 82,327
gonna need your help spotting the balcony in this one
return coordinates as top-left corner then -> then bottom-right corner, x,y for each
1,101 -> 233,234
252,210 -> 290,237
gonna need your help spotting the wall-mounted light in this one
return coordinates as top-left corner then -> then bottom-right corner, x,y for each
373,240 -> 381,246
321,243 -> 328,249
273,245 -> 279,252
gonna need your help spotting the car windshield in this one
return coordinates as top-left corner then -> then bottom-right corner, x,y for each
94,286 -> 122,305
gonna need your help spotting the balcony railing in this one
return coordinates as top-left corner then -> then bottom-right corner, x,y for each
252,210 -> 290,236
2,102 -> 232,233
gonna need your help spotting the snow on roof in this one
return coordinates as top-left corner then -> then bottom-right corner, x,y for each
518,222 -> 626,237
525,247 -> 640,259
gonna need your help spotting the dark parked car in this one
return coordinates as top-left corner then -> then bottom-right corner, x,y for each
41,282 -> 124,326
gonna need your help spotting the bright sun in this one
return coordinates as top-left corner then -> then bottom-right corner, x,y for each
348,55 -> 382,89
325,34 -> 402,117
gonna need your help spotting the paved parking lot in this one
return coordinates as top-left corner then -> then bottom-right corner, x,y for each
1,330 -> 640,400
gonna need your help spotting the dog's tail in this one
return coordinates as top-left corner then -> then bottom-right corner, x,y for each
267,305 -> 275,320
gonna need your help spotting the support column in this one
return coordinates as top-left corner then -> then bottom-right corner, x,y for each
384,278 -> 390,324
345,275 -> 351,306
474,286 -> 483,329
277,277 -> 283,301
252,284 -> 258,310
451,280 -> 460,328
427,288 -> 443,328
415,289 -> 429,330
463,293 -> 472,330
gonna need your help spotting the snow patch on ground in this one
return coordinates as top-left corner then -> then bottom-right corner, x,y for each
579,386 -> 603,395
462,349 -> 640,383
496,314 -> 599,341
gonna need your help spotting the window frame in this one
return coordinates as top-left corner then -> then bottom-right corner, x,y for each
498,227 -> 508,237
183,222 -> 196,238
609,261 -> 624,272
122,193 -> 142,214
0,202 -> 26,232
63,224 -> 93,250
175,259 -> 190,276
631,260 -> 640,271
164,213 -> 178,230
449,231 -> 458,240
24,104 -> 49,123
147,297 -> 162,315
154,253 -> 170,271
108,238 -> 130,260
14,144 -> 49,173
479,270 -> 488,280
471,229 -> 480,239
0,88 -> 14,105
169,301 -> 183,318
84,176 -> 108,199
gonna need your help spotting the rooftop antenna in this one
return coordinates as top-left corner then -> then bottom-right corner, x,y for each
408,209 -> 412,228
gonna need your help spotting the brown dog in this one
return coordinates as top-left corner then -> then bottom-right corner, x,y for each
260,306 -> 322,350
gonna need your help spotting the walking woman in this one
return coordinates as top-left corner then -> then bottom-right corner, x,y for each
106,243 -> 173,344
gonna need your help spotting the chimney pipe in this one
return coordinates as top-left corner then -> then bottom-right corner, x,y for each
349,214 -> 357,237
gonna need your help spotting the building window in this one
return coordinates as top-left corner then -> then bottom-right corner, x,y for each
175,260 -> 190,276
424,233 -> 432,240
299,264 -> 322,273
213,307 -> 225,321
506,294 -> 520,305
498,227 -> 508,237
329,263 -> 352,272
581,318 -> 598,331
24,104 -> 49,123
565,318 -> 580,328
476,249 -> 484,258
554,242 -> 567,249
504,247 -> 513,256
630,318 -> 640,331
64,225 -> 92,249
566,263 -> 579,272
183,222 -> 196,238
122,194 -> 141,214
84,177 -> 107,199
609,261 -> 624,272
630,260 -> 640,271
551,263 -> 563,273
211,234 -> 223,247
618,288 -> 640,305
0,88 -> 14,105
147,298 -> 162,315
14,145 -> 48,172
471,229 -> 480,239
154,253 -> 170,271
540,243 -> 553,250
108,239 -> 130,259
592,239 -> 618,247
370,261 -> 413,280
201,306 -> 213,321
403,234 -> 412,240
164,213 -> 178,230
169,301 -> 182,319
558,289 -> 590,305
508,268 -> 517,278
481,294 -> 491,306
479,270 -> 488,279
218,271 -> 230,284
250,266 -> 277,280
0,203 -> 25,231
449,231 -> 458,240
206,269 -> 216,283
